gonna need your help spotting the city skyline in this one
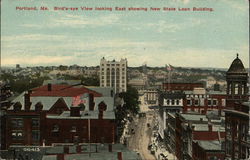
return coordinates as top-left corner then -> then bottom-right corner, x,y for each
1,0 -> 249,68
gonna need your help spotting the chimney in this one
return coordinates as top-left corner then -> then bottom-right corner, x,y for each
70,106 -> 81,117
89,93 -> 95,111
57,154 -> 64,160
24,92 -> 31,111
48,83 -> 52,91
35,102 -> 43,112
208,123 -> 212,132
99,110 -> 103,119
117,152 -> 122,160
13,102 -> 22,111
108,144 -> 112,152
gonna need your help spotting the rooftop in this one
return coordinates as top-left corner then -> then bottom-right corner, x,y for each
197,140 -> 223,151
227,54 -> 247,74
31,84 -> 102,97
46,110 -> 115,119
180,113 -> 208,122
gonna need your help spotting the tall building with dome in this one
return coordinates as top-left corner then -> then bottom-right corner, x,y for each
224,54 -> 250,159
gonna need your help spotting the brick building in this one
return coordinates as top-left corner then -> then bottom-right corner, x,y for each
1,84 -> 116,149
162,82 -> 227,115
183,89 -> 227,115
192,140 -> 225,160
224,54 -> 249,160
158,91 -> 185,139
162,82 -> 204,91
175,113 -> 225,160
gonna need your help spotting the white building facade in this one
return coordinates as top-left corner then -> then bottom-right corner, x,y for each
100,57 -> 127,93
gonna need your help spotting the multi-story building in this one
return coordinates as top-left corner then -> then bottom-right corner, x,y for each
175,112 -> 225,160
224,55 -> 250,160
1,83 -> 116,149
162,82 -> 204,91
100,57 -> 127,93
183,88 -> 227,114
158,91 -> 185,139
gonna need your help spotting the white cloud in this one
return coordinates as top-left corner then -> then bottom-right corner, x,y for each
2,55 -> 73,66
53,14 -> 120,27
1,34 -> 67,41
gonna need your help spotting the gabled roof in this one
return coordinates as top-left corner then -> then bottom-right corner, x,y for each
31,84 -> 102,97
9,95 -> 73,111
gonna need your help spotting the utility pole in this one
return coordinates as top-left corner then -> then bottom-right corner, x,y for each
88,118 -> 91,157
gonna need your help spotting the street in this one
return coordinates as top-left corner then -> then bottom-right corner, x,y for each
127,111 -> 156,160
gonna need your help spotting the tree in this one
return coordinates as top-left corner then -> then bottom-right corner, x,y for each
119,85 -> 140,114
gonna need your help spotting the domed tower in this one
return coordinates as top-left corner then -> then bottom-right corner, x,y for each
226,54 -> 248,106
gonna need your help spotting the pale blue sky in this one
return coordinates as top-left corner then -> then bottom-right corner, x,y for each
1,0 -> 249,68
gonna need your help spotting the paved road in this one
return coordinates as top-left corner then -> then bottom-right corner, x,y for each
127,111 -> 156,160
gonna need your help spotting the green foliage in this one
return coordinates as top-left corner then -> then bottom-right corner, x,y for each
0,73 -> 50,94
81,76 -> 99,86
119,85 -> 140,114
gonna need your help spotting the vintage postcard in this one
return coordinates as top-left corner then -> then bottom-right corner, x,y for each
0,0 -> 249,159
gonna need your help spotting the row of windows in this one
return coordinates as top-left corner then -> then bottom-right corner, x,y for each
186,94 -> 208,98
11,130 -> 40,141
186,99 -> 225,106
52,125 -> 87,133
164,99 -> 181,106
101,64 -> 126,67
11,118 -> 39,128
228,83 -> 246,95
101,68 -> 126,71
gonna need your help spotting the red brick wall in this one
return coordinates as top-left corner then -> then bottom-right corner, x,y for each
163,83 -> 204,91
193,131 -> 225,141
42,118 -> 116,145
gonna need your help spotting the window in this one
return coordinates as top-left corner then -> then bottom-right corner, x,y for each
11,130 -> 23,140
235,84 -> 239,95
208,99 -> 212,106
176,100 -> 180,105
52,125 -> 59,132
32,118 -> 39,128
222,99 -> 226,106
194,99 -> 199,106
32,131 -> 40,141
71,126 -> 77,132
171,100 -> 175,105
213,99 -> 217,106
11,118 -> 23,128
187,99 -> 191,106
